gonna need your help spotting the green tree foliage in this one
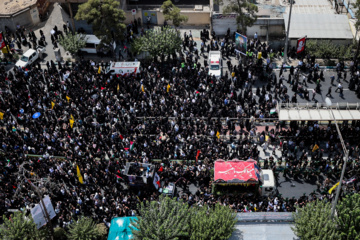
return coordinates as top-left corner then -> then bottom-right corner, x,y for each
75,0 -> 126,46
0,211 -> 48,240
96,223 -> 108,240
131,195 -> 191,240
216,0 -> 258,35
58,33 -> 86,55
66,216 -> 100,240
306,40 -> 353,60
131,26 -> 182,58
53,227 -> 67,240
352,0 -> 360,63
161,0 -> 189,27
190,204 -> 236,240
336,194 -> 360,240
292,201 -> 340,240
131,195 -> 236,240
353,0 -> 360,30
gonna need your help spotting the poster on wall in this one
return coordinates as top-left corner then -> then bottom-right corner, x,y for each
235,32 -> 247,55
296,36 -> 306,54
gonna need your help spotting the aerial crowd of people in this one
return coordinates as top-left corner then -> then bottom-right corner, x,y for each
0,22 -> 359,230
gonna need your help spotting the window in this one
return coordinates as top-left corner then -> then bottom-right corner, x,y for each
20,56 -> 29,62
85,43 -> 96,48
210,65 -> 220,70
263,174 -> 269,181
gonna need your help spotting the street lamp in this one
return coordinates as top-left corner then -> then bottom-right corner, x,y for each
325,97 -> 349,219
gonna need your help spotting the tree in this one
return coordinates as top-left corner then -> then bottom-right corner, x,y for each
67,216 -> 100,240
190,204 -> 236,240
336,194 -> 360,240
353,0 -> 360,65
0,211 -> 48,240
216,0 -> 258,35
58,33 -> 86,55
161,0 -> 188,27
131,195 -> 191,240
131,26 -> 182,59
75,0 -> 126,47
292,200 -> 340,240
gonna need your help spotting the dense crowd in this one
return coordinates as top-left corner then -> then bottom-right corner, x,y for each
0,23 -> 359,230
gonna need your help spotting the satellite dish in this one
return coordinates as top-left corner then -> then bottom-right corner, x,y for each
325,97 -> 332,107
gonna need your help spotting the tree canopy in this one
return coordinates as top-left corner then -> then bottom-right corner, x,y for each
0,211 -> 48,240
190,204 -> 236,240
131,26 -> 182,58
337,194 -> 360,240
292,194 -> 360,240
131,195 -> 236,240
58,33 -> 86,55
131,195 -> 191,240
216,0 -> 258,35
75,0 -> 126,46
161,0 -> 189,27
66,216 -> 100,240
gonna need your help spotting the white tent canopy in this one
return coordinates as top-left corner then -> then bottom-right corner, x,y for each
278,103 -> 360,121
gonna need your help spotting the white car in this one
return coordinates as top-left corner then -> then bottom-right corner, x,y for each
15,48 -> 44,68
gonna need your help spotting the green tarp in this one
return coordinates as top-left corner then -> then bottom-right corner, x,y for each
107,217 -> 138,240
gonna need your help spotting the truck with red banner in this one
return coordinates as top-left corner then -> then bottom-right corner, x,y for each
212,159 -> 277,197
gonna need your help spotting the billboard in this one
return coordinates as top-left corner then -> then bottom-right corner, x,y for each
31,195 -> 56,229
235,32 -> 247,55
297,36 -> 306,54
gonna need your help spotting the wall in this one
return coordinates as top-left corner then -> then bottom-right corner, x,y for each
125,9 -> 143,25
0,17 -> 17,32
125,9 -> 211,26
174,11 -> 210,26
211,13 -> 237,35
30,6 -> 40,26
12,10 -> 33,29
211,13 -> 284,38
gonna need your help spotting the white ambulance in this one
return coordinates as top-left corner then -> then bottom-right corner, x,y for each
208,51 -> 222,78
105,62 -> 141,75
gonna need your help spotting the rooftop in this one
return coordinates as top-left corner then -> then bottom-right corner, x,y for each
0,0 -> 37,16
283,13 -> 353,39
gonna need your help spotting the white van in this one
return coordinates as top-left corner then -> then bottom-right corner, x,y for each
80,35 -> 115,55
261,169 -> 277,197
105,61 -> 141,75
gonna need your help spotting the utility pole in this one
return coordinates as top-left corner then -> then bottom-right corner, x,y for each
29,180 -> 55,240
330,110 -> 348,219
325,98 -> 349,219
283,0 -> 294,64
15,162 -> 56,240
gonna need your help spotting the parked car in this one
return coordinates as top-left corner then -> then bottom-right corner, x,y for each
15,47 -> 45,68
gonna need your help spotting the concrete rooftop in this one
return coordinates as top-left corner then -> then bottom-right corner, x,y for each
0,0 -> 37,16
